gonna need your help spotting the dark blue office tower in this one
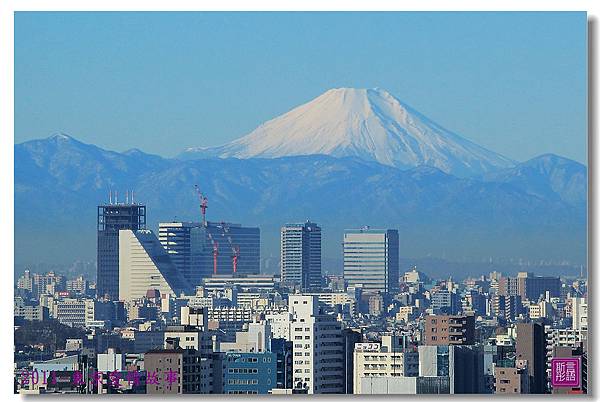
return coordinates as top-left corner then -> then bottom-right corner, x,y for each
97,193 -> 146,300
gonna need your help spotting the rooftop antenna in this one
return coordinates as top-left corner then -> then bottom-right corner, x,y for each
115,191 -> 118,204
109,189 -> 113,205
126,190 -> 129,204
132,190 -> 135,204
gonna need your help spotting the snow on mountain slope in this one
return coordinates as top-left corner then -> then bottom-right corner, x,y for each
181,88 -> 515,177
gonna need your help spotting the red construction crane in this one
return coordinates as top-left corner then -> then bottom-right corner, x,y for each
221,223 -> 240,274
232,245 -> 240,274
194,184 -> 208,227
206,231 -> 220,275
212,241 -> 219,275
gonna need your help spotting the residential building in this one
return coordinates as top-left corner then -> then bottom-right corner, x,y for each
494,364 -> 529,394
571,297 -> 587,331
17,270 -> 33,293
219,321 -> 272,353
430,289 -> 460,314
288,295 -> 345,394
145,341 -> 211,394
66,275 -> 88,294
423,314 -> 475,346
164,325 -> 213,355
353,336 -> 419,393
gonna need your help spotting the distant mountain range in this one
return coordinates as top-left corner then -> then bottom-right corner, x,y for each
180,88 -> 515,178
14,88 -> 587,272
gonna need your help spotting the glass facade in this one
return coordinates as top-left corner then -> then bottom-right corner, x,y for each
159,221 -> 260,288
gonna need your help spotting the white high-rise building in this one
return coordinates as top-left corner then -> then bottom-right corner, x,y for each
280,221 -> 322,290
286,295 -> 344,394
343,228 -> 399,294
118,229 -> 192,302
571,297 -> 588,331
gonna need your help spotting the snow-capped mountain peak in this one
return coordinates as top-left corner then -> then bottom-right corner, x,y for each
181,87 -> 515,176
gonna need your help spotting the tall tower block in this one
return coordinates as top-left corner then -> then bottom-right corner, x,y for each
97,197 -> 146,300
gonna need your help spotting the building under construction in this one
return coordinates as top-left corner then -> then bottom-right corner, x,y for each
97,191 -> 146,300
158,221 -> 260,289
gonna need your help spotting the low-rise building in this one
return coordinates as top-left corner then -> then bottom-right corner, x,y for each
353,336 -> 419,393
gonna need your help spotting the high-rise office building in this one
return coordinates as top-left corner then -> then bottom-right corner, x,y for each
118,229 -> 192,302
159,221 -> 260,288
280,221 -> 321,290
343,228 -> 399,294
97,201 -> 146,300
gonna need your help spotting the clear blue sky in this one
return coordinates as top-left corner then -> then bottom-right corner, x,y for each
15,12 -> 587,163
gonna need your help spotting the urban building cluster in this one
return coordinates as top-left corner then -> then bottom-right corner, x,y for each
14,199 -> 588,394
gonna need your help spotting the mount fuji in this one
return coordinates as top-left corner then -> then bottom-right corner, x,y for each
180,88 -> 516,177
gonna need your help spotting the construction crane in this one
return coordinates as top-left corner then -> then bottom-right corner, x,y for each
207,231 -> 219,275
212,241 -> 219,275
230,242 -> 240,274
194,184 -> 208,227
219,222 -> 240,274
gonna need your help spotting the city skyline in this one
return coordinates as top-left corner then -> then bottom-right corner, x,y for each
8,7 -> 593,398
14,130 -> 588,269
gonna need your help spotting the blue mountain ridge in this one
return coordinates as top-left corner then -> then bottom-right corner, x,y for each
14,134 -> 587,270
